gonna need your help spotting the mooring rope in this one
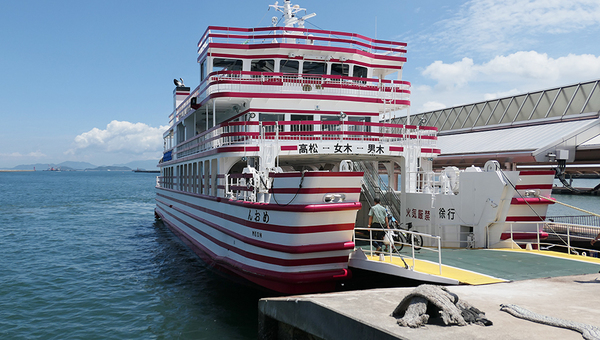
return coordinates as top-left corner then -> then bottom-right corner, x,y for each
500,304 -> 600,340
537,195 -> 600,219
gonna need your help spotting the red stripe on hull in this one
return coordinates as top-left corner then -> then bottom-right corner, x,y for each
157,206 -> 350,267
157,187 -> 362,213
511,197 -> 556,205
515,184 -> 553,190
225,199 -> 362,212
156,209 -> 350,294
217,146 -> 260,153
519,170 -> 555,176
269,171 -> 364,178
160,145 -> 261,166
205,42 -> 406,65
156,192 -> 356,233
500,232 -> 549,240
156,198 -> 355,253
208,91 -> 410,106
505,216 -> 547,222
252,107 -> 380,117
269,187 -> 362,194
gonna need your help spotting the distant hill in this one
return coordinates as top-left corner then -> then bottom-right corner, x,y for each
7,161 -> 98,171
116,160 -> 159,171
86,166 -> 132,171
9,163 -> 48,170
5,159 -> 159,171
59,161 -> 98,170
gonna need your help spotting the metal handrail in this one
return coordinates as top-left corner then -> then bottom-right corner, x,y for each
354,161 -> 403,224
353,227 -> 443,274
505,221 -> 600,256
547,215 -> 600,228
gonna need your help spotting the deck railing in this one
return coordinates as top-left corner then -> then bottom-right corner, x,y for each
354,227 -> 443,275
166,120 -> 437,163
504,221 -> 600,256
197,26 -> 407,57
547,215 -> 600,227
170,71 -> 412,126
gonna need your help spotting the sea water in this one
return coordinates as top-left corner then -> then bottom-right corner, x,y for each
548,178 -> 600,216
0,171 -> 263,340
2,171 -> 598,339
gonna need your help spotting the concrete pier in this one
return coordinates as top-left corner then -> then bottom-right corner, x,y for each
552,187 -> 600,195
259,273 -> 600,340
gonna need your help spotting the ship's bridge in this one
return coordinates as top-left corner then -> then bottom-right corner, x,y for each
168,26 -> 411,131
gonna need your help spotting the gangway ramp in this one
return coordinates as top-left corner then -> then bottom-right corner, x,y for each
349,247 -> 600,286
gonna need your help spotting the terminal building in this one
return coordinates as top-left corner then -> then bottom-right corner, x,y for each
392,78 -> 600,177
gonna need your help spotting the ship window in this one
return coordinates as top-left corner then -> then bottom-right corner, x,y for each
331,63 -> 350,77
251,59 -> 275,73
353,65 -> 368,78
259,113 -> 284,132
302,62 -> 326,75
200,60 -> 207,80
321,115 -> 342,131
291,114 -> 314,132
280,60 -> 299,73
348,116 -> 371,132
213,58 -> 243,72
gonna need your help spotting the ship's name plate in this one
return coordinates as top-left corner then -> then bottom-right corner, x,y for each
294,142 -> 390,155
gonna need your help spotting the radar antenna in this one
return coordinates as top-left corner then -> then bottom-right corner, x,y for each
269,0 -> 315,28
173,78 -> 185,87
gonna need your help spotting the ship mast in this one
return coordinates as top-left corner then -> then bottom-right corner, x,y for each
269,0 -> 316,28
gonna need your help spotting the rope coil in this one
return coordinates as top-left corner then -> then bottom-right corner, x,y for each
501,304 -> 600,340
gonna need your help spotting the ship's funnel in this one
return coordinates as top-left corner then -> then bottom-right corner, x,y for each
173,86 -> 190,110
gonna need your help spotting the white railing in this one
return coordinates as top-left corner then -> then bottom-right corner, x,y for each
404,170 -> 459,194
504,221 -> 600,256
353,227 -> 443,275
197,26 -> 407,57
171,71 -> 412,124
162,121 -> 438,164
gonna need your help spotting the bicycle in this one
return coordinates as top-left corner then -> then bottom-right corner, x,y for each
387,215 -> 423,251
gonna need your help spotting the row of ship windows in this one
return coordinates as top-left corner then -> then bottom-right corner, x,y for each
257,113 -> 370,123
200,58 -> 367,80
175,113 -> 372,144
227,114 -> 372,133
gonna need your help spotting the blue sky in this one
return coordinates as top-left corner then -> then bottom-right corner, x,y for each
1,0 -> 600,168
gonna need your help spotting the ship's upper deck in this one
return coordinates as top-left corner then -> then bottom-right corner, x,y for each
197,26 -> 407,62
163,1 -> 419,163
168,25 -> 411,128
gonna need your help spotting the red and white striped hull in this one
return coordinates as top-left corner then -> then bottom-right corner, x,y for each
500,170 -> 555,242
155,172 -> 363,294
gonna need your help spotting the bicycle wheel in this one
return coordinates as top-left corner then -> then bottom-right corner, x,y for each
393,232 -> 405,251
412,234 -> 423,250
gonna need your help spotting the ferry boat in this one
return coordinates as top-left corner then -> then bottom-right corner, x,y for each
155,1 -> 556,294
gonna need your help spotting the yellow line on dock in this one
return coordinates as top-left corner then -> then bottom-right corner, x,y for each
366,254 -> 507,285
492,248 -> 600,264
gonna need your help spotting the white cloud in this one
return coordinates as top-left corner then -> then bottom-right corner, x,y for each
483,89 -> 521,101
436,0 -> 600,55
67,121 -> 166,158
422,57 -> 475,90
422,51 -> 600,90
0,151 -> 46,159
421,101 -> 447,112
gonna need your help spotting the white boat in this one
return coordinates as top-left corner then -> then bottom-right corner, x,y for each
155,1 -> 555,294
